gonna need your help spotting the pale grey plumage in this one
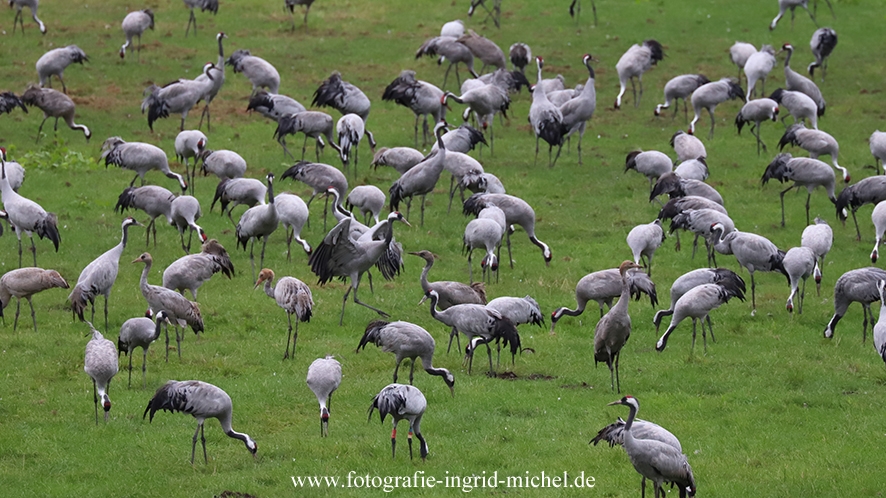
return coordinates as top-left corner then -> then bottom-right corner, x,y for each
769,0 -> 815,30
778,124 -> 847,182
462,192 -> 552,268
769,88 -> 818,130
255,268 -> 312,359
595,261 -> 642,392
175,130 -> 207,192
193,33 -> 227,131
306,356 -> 341,437
0,154 -> 61,267
835,176 -> 886,241
551,267 -> 658,332
389,122 -> 448,226
336,114 -> 366,173
529,57 -> 564,167
120,9 -> 155,59
461,171 -> 506,195
783,246 -> 816,313
274,111 -> 340,161
801,217 -> 832,292
141,63 -> 216,132
615,40 -> 664,109
170,195 -> 206,254
431,124 -> 487,154
627,220 -> 665,275
281,160 -> 347,231
464,218 -> 502,284
652,268 -> 745,333
651,172 -> 724,205
486,295 -> 544,328
823,267 -> 886,342
36,45 -> 88,94
669,207 -> 734,266
781,44 -> 825,117
371,147 -> 424,175
162,238 -> 233,300
9,0 -> 45,34
182,0 -> 218,37
874,281 -> 886,365
688,78 -> 745,139
236,174 -> 279,282
247,91 -> 306,122
761,152 -> 836,226
735,98 -> 779,155
274,192 -> 311,260
416,36 -> 479,89
669,131 -> 707,162
347,185 -> 385,225
382,70 -> 447,147
873,203 -> 886,265
21,86 -> 91,142
312,71 -> 376,147
0,267 -> 68,332
744,45 -> 777,101
368,383 -> 428,460
559,55 -> 597,165
440,19 -> 464,38
410,250 -> 486,313
655,281 -> 745,353
711,226 -> 787,315
114,185 -> 175,247
211,178 -> 266,226
444,84 -> 508,153
443,151 -> 483,212
101,137 -> 187,191
654,74 -> 708,119
625,150 -> 672,190
674,158 -> 708,181
729,42 -> 757,79
200,149 -> 247,181
69,217 -> 141,330
85,327 -> 119,424
457,29 -> 506,72
0,159 -> 25,192
144,380 -> 257,463
870,131 -> 886,175
118,310 -> 169,388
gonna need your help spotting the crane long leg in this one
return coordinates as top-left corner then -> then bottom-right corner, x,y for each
446,326 -> 460,354
706,314 -> 716,342
750,272 -> 757,316
127,352 -> 134,388
352,279 -> 390,318
27,296 -> 37,333
141,348 -> 148,389
13,298 -> 21,331
175,325 -> 182,360
851,209 -> 862,241
805,192 -> 812,226
420,194 -> 426,226
408,358 -> 416,385
284,312 -> 293,360
778,185 -> 795,227
467,248 -> 474,284
191,422 -> 200,464
29,237 -> 36,267
506,230 -> 514,269
185,10 -> 197,37
93,379 -> 99,425
164,322 -> 170,362
391,423 -> 398,459
259,235 -> 269,274
485,341 -> 494,375
103,296 -> 110,333
36,116 -> 49,143
630,78 -> 638,107
707,108 -> 716,140
614,351 -> 621,393
249,237 -> 257,283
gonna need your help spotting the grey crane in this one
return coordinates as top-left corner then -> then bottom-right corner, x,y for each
274,111 -> 340,161
133,252 -> 204,361
286,0 -> 317,30
358,320 -> 455,395
236,173 -> 279,282
823,267 -> 886,342
443,85 -> 509,154
118,310 -> 170,389
669,208 -> 735,266
835,176 -> 886,241
382,70 -> 446,147
873,203 -> 886,264
875,281 -> 886,366
170,195 -> 207,254
369,383 -> 428,460
769,88 -> 818,129
20,86 -> 91,142
84,326 -> 119,424
443,151 -> 484,212
310,213 -> 410,325
416,36 -> 479,89
281,160 -> 347,231
688,78 -> 744,139
194,33 -> 228,132
162,238 -> 234,300
652,268 -> 745,334
467,0 -> 501,28
390,122 -> 448,226
762,152 -> 836,226
0,91 -> 27,117
735,98 -> 779,155
780,44 -> 826,117
36,45 -> 88,94
594,261 -> 642,392
486,295 -> 544,330
208,173 -> 250,221
371,147 -> 424,175
783,246 -> 816,313
426,289 -> 520,374
627,220 -> 665,275
657,196 -> 727,252
870,130 -> 886,175
655,276 -> 745,354
175,130 -> 207,193
144,380 -> 257,463
114,185 -> 175,247
674,158 -> 708,182
120,9 -> 155,60
606,396 -> 697,498
743,45 -> 777,101
226,49 -> 280,94
312,71 -> 377,149
551,267 -> 658,333
0,156 -> 25,192
650,172 -> 724,205
255,268 -> 313,359
0,152 -> 61,267
777,123 -> 848,182
336,114 -> 366,176
275,193 -> 311,260
200,149 -> 247,183
9,0 -> 44,34
558,54 -> 597,165
769,0 -> 816,30
808,27 -> 837,81
463,192 -> 552,269
306,356 -> 341,437
141,62 -> 216,132
509,42 -> 531,73
69,217 -> 142,331
729,41 -> 757,80
432,123 -> 487,154
101,137 -> 187,191
654,74 -> 709,120
347,185 -> 385,225
529,56 -> 564,167
461,171 -> 506,196
0,267 -> 68,332
183,0 -> 218,37
801,217 -> 832,294
614,40 -> 664,109
457,29 -> 506,73
625,150 -> 672,191
441,19 -> 465,38
247,90 -> 306,122
547,85 -> 582,107
463,217 -> 503,284
711,224 -> 787,315
670,130 -> 707,161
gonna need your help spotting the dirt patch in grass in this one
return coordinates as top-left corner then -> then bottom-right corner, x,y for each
215,492 -> 258,498
493,371 -> 556,381
560,382 -> 593,389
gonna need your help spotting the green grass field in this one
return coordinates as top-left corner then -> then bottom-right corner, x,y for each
1,0 -> 885,496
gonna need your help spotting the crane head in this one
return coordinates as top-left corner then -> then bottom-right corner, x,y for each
0,146 -> 6,162
254,268 -> 275,289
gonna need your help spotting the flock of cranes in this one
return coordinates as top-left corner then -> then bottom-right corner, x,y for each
2,0 -> 886,493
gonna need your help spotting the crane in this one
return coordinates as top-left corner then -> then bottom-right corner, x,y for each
132,252 -> 204,362
729,41 -> 757,80
674,158 -> 708,182
21,86 -> 91,142
368,384 -> 428,460
226,49 -> 280,94
9,0 -> 45,34
875,281 -> 886,366
657,196 -> 727,252
247,90 -> 306,122
390,122 -> 448,226
808,27 -> 837,81
457,29 -> 506,72
594,261 -> 642,392
783,246 -> 816,313
529,56 -> 564,167
346,186 -> 385,225
69,217 -> 142,331
651,173 -> 724,206
336,114 -> 366,176
101,137 -> 188,192
761,152 -> 836,226
309,213 -> 410,325
275,192 -> 311,260
873,202 -> 886,264
443,85 -> 508,154
120,9 -> 155,60
416,36 -> 479,89
0,150 -> 61,267
144,380 -> 257,463
371,147 -> 424,175
669,207 -> 734,266
274,111 -> 341,161
201,149 -> 247,182
551,267 -> 657,332
486,295 -> 544,330
606,396 -> 696,498
463,192 -> 552,269
382,70 -> 446,147
306,356 -> 341,437
653,268 -> 745,334
194,33 -> 228,132
627,219 -> 665,275
624,150 -> 672,192
141,62 -> 216,132
735,98 -> 779,155
236,174 -> 278,282
210,177 -> 266,227
655,281 -> 745,353
174,130 -> 207,194
255,268 -> 313,359
870,130 -> 886,175
670,130 -> 707,162
780,44 -> 826,117
509,42 -> 531,74
162,238 -> 234,300
835,176 -> 886,241
777,123 -> 848,182
118,310 -> 170,388
769,88 -> 818,130
170,195 -> 207,254
654,74 -> 709,120
84,326 -> 119,424
0,267 -> 68,332
440,19 -> 465,38
0,92 -> 27,117
358,320 -> 455,395
614,40 -> 664,109
711,224 -> 787,315
286,0 -> 318,30
183,0 -> 218,37
464,217 -> 503,283
114,185 -> 175,247
743,45 -> 777,101
36,45 -> 88,94
281,160 -> 347,231
558,54 -> 598,165
801,217 -> 832,294
823,267 -> 886,343
769,0 -> 815,30
688,78 -> 745,139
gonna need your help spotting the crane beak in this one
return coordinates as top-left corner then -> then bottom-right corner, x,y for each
449,386 -> 455,397
606,400 -> 624,407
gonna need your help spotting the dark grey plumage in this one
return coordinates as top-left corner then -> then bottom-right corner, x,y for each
650,172 -> 724,205
247,91 -> 306,122
761,152 -> 836,226
368,383 -> 428,460
84,327 -> 118,424
312,71 -> 377,148
835,176 -> 886,241
114,185 -> 175,247
163,239 -> 234,300
823,267 -> 886,343
382,70 -> 446,147
21,85 -> 91,142
0,92 -> 27,116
